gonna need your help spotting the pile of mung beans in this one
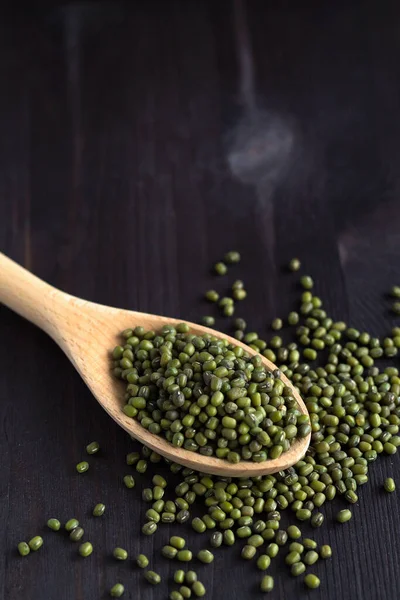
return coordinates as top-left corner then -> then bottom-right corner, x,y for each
111,324 -> 311,464
17,253 -> 400,598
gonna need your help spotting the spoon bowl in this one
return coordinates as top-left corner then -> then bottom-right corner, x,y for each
0,252 -> 310,476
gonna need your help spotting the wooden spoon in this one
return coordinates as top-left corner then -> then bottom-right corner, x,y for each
0,252 -> 310,476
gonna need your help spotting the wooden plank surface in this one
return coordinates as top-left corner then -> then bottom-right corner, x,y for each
1,2 -> 400,599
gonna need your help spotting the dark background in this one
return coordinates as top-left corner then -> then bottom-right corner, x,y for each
1,1 -> 400,599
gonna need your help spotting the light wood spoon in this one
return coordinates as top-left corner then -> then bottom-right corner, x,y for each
0,252 -> 310,476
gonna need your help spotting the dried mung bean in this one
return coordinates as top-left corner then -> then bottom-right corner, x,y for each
304,574 -> 320,589
241,545 -> 256,559
93,503 -> 106,517
304,550 -> 319,565
18,542 -> 30,556
289,542 -> 304,554
291,562 -> 306,576
336,509 -> 352,523
214,262 -> 227,275
257,554 -> 271,570
320,545 -> 332,559
210,531 -> 223,547
174,570 -> 185,584
65,519 -> 79,532
123,475 -> 135,489
225,251 -> 241,264
287,525 -> 302,539
69,527 -> 84,542
79,542 -> 93,557
260,575 -> 274,592
161,545 -> 177,559
177,550 -> 193,562
86,441 -> 100,455
113,547 -> 128,560
192,581 -> 206,597
285,551 -> 301,565
110,584 -> 124,598
185,571 -> 198,585
142,521 -> 157,535
311,512 -> 324,528
289,258 -> 301,271
384,477 -> 396,492
202,316 -> 215,327
144,571 -> 161,585
47,518 -> 61,531
197,549 -> 214,563
180,586 -> 192,598
76,461 -> 89,473
205,290 -> 219,302
266,543 -> 279,558
136,554 -> 149,568
170,536 -> 186,549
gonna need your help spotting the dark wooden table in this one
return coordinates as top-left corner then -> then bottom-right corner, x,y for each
2,1 -> 400,599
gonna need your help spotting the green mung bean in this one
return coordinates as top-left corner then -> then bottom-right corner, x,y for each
185,571 -> 198,585
202,316 -> 215,327
205,290 -> 219,302
18,542 -> 30,556
289,542 -> 304,554
86,441 -> 100,455
76,461 -> 89,473
113,547 -> 128,560
260,575 -> 274,592
123,475 -> 135,488
304,550 -> 319,565
384,477 -> 396,492
241,545 -> 256,559
320,545 -> 332,559
162,545 -> 178,559
93,503 -> 106,517
110,583 -> 125,598
79,542 -> 93,557
65,519 -> 79,532
177,549 -> 193,562
225,251 -> 241,264
47,518 -> 61,531
257,554 -> 271,570
142,521 -> 157,535
136,554 -> 149,568
174,570 -> 185,584
304,574 -> 320,589
291,562 -> 306,576
126,452 -> 140,465
180,585 -> 192,598
336,509 -> 352,523
144,570 -> 161,585
192,581 -> 206,597
214,262 -> 227,275
285,551 -> 301,565
287,525 -> 302,539
289,258 -> 301,272
197,549 -> 214,563
69,527 -> 84,542
266,543 -> 279,558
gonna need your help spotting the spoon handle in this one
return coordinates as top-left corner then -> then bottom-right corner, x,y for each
0,252 -> 69,338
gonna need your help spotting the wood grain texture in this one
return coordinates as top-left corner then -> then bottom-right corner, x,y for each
1,1 -> 400,599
